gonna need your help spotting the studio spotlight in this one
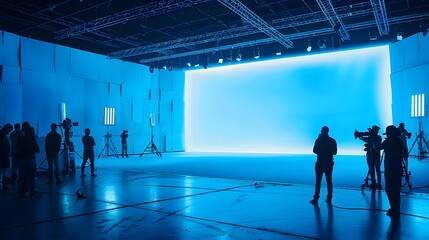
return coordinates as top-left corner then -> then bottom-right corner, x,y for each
369,31 -> 377,41
396,32 -> 403,41
194,63 -> 200,67
254,51 -> 260,59
187,62 -> 191,67
318,39 -> 326,50
236,53 -> 242,61
420,23 -> 428,37
162,65 -> 167,70
149,66 -> 154,73
306,40 -> 312,52
168,66 -> 173,71
276,50 -> 282,56
218,58 -> 224,64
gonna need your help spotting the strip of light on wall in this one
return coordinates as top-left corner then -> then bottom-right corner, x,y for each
104,107 -> 115,125
411,94 -> 425,117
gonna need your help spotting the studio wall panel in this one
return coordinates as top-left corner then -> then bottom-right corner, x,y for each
2,65 -> 20,84
389,41 -> 405,73
171,100 -> 185,151
98,58 -> 122,84
0,82 -> 22,125
21,69 -> 56,135
150,71 -> 160,90
160,90 -> 173,101
131,97 -> 143,123
70,48 -> 100,80
21,37 -> 54,72
84,79 -> 99,125
418,33 -> 429,65
159,71 -> 173,90
159,100 -> 172,125
0,31 -> 20,67
141,66 -> 151,90
403,35 -> 421,70
172,73 -> 185,101
55,44 -> 71,75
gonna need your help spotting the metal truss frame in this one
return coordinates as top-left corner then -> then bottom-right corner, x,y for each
316,0 -> 350,41
369,0 -> 389,36
54,0 -> 211,40
108,2 -> 372,59
138,13 -> 429,64
217,0 -> 293,48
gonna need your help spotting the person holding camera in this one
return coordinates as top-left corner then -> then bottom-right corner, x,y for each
120,130 -> 128,158
359,125 -> 383,191
310,126 -> 337,205
81,128 -> 96,177
373,125 -> 403,218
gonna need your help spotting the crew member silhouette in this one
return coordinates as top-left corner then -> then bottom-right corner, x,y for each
45,123 -> 62,183
398,122 -> 411,170
9,123 -> 23,183
0,124 -> 13,190
81,128 -> 96,177
373,125 -> 403,218
120,130 -> 128,158
17,126 -> 40,198
310,126 -> 337,205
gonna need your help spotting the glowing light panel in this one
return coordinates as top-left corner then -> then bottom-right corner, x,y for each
104,107 -> 115,126
412,94 -> 425,117
185,46 -> 392,155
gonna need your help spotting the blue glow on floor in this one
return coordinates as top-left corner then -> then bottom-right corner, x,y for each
185,46 -> 391,154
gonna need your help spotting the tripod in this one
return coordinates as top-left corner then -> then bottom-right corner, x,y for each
402,158 -> 412,191
408,117 -> 429,161
140,124 -> 162,157
97,132 -> 119,158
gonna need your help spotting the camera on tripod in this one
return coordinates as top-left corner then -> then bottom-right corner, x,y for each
354,127 -> 378,152
58,118 -> 79,149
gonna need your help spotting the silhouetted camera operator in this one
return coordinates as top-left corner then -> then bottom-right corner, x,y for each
398,122 -> 411,170
355,125 -> 382,191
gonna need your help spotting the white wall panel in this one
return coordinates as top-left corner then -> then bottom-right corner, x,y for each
389,41 -> 405,73
98,58 -> 122,84
403,35 -> 421,70
55,45 -> 71,75
0,82 -> 22,125
2,65 -> 20,84
21,37 -> 54,72
0,31 -> 20,67
70,48 -> 100,80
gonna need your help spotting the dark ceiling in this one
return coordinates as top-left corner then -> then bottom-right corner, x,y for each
1,0 -> 428,70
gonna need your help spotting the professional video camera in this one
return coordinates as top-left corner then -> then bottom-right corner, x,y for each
58,118 -> 79,147
354,128 -> 372,139
354,127 -> 377,152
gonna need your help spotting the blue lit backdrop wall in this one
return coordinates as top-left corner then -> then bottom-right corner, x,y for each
185,46 -> 392,155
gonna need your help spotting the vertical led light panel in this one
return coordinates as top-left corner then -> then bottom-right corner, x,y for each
104,107 -> 115,126
411,94 -> 425,117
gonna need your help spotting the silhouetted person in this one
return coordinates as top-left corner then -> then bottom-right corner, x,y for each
310,126 -> 337,205
45,123 -> 62,183
363,126 -> 382,190
17,126 -> 40,198
121,130 -> 128,158
81,128 -> 96,177
9,123 -> 23,183
0,124 -> 13,190
373,125 -> 403,218
398,122 -> 411,171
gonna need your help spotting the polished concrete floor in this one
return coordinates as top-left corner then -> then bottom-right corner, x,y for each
1,153 -> 428,239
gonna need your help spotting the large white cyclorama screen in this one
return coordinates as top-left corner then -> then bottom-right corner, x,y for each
185,46 -> 392,155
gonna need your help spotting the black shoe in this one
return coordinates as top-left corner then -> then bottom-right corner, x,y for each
91,174 -> 97,177
325,198 -> 332,204
310,198 -> 318,205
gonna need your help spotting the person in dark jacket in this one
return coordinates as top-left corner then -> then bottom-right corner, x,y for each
9,123 -> 23,183
374,125 -> 403,218
45,123 -> 62,183
310,126 -> 337,205
17,126 -> 40,198
120,130 -> 128,158
81,128 -> 96,177
0,124 -> 13,190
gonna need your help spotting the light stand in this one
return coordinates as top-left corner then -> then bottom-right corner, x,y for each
140,114 -> 162,157
408,117 -> 429,161
97,127 -> 119,158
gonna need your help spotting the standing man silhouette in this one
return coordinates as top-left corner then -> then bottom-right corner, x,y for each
310,126 -> 337,205
81,128 -> 96,177
45,123 -> 62,183
120,130 -> 128,158
373,125 -> 403,218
